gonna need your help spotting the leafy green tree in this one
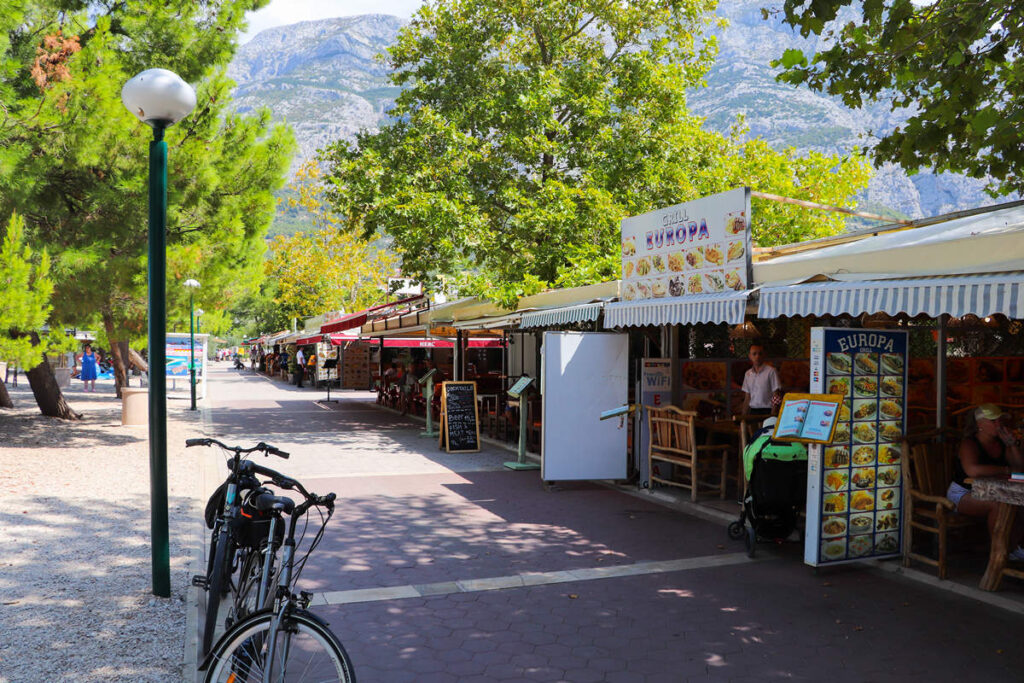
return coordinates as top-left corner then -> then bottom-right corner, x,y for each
227,281 -> 292,340
0,213 -> 75,414
0,1 -> 294,394
267,162 -> 398,320
322,0 -> 871,306
771,0 -> 1024,195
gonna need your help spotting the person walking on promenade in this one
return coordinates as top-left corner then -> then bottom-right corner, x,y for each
78,344 -> 98,392
295,347 -> 306,388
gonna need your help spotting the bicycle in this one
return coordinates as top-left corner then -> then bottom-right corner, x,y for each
188,438 -> 290,656
200,477 -> 356,682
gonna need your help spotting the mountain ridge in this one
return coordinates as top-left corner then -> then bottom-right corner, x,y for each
229,9 -> 1011,224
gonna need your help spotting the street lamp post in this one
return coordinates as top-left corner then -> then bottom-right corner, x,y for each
122,68 -> 196,598
195,308 -> 204,334
183,279 -> 200,411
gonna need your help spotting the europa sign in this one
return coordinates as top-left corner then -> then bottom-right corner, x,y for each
620,188 -> 752,301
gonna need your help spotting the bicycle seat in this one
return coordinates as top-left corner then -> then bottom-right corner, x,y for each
251,490 -> 295,515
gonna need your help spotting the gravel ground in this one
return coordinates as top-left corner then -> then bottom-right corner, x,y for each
0,380 -> 205,682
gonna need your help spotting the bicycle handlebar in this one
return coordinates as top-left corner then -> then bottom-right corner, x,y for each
185,437 -> 289,459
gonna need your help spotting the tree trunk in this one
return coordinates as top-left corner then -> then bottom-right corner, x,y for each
0,379 -> 13,409
26,346 -> 81,420
128,347 -> 148,372
102,311 -> 129,398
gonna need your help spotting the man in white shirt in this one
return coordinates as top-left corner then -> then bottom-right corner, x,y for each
741,343 -> 780,416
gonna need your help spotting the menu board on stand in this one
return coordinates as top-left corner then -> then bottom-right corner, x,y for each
439,381 -> 480,453
316,338 -> 339,383
805,328 -> 909,566
619,187 -> 751,302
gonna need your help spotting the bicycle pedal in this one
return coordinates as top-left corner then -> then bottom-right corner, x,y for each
191,575 -> 209,589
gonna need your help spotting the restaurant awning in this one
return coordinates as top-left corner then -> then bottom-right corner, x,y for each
758,272 -> 1024,320
603,290 -> 751,328
380,338 -> 504,348
451,312 -> 523,331
294,332 -> 360,346
520,302 -> 605,328
321,311 -> 368,334
753,201 -> 1024,286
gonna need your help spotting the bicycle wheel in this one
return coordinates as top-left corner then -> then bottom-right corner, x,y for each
227,547 -> 278,629
205,610 -> 355,683
203,526 -> 234,656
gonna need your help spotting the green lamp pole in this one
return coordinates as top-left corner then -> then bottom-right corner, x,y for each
195,308 -> 203,334
183,279 -> 200,411
122,68 -> 196,598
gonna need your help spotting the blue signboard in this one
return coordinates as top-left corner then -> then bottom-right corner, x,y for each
805,328 -> 908,566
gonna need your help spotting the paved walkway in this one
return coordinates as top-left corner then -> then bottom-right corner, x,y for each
197,364 -> 1024,682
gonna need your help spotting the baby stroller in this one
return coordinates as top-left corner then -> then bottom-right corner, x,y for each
727,428 -> 808,557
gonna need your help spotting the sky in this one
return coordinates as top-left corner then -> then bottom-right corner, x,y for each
240,0 -> 425,43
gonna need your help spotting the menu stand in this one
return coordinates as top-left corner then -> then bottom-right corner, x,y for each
317,358 -> 338,404
418,368 -> 438,438
504,376 -> 540,471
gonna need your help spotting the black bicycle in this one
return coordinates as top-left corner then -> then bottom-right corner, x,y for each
200,472 -> 355,681
188,438 -> 290,656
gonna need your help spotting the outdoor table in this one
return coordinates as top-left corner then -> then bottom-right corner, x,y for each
971,477 -> 1024,591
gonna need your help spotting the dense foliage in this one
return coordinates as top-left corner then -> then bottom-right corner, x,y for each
0,1 -> 294,353
773,0 -> 1024,195
267,163 -> 398,320
0,213 -> 71,370
322,0 -> 871,306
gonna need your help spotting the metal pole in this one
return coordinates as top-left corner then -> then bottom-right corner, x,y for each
189,292 -> 196,411
147,122 -> 170,598
420,376 -> 436,437
937,314 -> 948,432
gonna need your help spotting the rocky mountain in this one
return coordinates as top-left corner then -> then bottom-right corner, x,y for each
229,8 -> 1012,223
228,14 -> 403,164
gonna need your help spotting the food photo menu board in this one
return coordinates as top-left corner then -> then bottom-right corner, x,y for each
620,188 -> 752,301
804,328 -> 909,567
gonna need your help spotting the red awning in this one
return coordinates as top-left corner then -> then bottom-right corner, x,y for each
294,333 -> 361,346
320,312 -> 368,334
379,338 -> 504,349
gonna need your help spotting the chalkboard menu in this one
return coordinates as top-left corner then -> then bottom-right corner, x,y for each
439,381 -> 480,453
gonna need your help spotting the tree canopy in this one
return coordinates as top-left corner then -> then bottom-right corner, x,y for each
322,0 -> 871,306
772,0 -> 1024,196
0,213 -> 69,370
267,163 -> 398,320
0,0 -> 294,354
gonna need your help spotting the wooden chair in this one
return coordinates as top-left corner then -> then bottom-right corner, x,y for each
902,428 -> 981,579
732,414 -> 766,493
647,405 -> 730,501
479,395 -> 499,438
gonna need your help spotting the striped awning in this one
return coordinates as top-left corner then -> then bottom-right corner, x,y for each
758,272 -> 1024,319
519,302 -> 605,328
603,290 -> 750,328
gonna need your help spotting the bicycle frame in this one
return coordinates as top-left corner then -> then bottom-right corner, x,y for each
253,495 -> 332,682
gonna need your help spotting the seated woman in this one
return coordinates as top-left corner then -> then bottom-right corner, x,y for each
948,403 -> 1024,560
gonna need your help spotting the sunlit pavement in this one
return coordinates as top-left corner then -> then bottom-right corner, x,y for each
198,363 -> 1024,682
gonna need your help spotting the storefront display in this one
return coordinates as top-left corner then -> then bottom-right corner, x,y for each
341,341 -> 371,389
315,340 -> 339,383
805,328 -> 909,566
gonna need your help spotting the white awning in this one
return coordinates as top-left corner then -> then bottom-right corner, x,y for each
451,312 -> 522,330
603,290 -> 751,328
754,202 -> 1024,285
520,302 -> 605,328
758,272 -> 1024,319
